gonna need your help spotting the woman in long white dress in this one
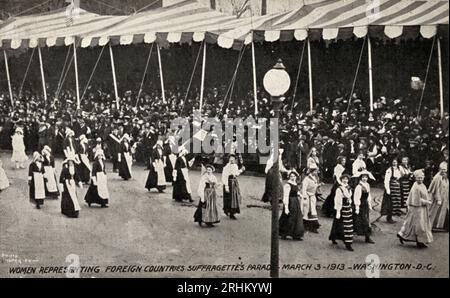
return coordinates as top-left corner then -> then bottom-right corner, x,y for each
11,127 -> 28,169
194,165 -> 220,227
428,162 -> 449,232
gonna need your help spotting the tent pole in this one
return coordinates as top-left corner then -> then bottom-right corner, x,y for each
368,37 -> 374,112
3,50 -> 14,107
38,46 -> 47,103
157,45 -> 166,104
199,41 -> 207,113
73,41 -> 80,109
437,37 -> 444,120
109,42 -> 119,109
252,40 -> 258,116
307,38 -> 313,113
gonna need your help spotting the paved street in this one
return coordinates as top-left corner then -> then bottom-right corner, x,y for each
0,155 -> 448,278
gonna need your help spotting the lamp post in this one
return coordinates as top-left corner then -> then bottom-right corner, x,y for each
263,59 -> 291,278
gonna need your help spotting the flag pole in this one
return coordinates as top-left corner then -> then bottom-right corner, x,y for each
307,38 -> 313,112
199,41 -> 207,113
109,42 -> 120,109
368,37 -> 374,112
3,50 -> 14,107
73,40 -> 80,109
252,40 -> 258,116
157,45 -> 166,104
38,46 -> 48,103
437,37 -> 444,120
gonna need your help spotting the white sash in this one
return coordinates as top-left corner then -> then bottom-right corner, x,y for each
80,154 -> 92,171
181,168 -> 192,194
66,179 -> 80,211
124,152 -> 133,175
33,172 -> 46,199
43,166 -> 58,193
168,154 -> 176,168
96,172 -> 109,199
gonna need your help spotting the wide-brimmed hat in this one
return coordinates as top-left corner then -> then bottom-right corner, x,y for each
353,170 -> 375,180
287,169 -> 300,178
204,164 -> 215,172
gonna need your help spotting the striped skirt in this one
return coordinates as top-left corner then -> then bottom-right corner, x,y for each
399,177 -> 411,209
390,179 -> 402,216
329,200 -> 354,244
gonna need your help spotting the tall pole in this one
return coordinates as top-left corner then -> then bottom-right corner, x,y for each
270,97 -> 281,278
368,37 -> 374,112
199,42 -> 206,113
109,43 -> 119,109
437,37 -> 444,119
3,50 -> 14,107
38,47 -> 48,103
307,38 -> 313,113
157,45 -> 166,104
73,41 -> 80,109
252,41 -> 258,116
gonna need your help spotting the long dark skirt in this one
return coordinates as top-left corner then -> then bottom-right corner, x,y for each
164,163 -> 174,183
84,184 -> 108,206
173,176 -> 191,202
145,169 -> 166,191
329,201 -> 354,244
321,182 -> 339,218
261,168 -> 282,203
61,192 -> 79,218
399,177 -> 412,209
223,177 -> 241,215
279,196 -> 304,239
353,195 -> 371,237
380,179 -> 402,217
118,159 -> 131,180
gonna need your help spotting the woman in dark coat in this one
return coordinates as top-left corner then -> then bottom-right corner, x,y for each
329,174 -> 354,251
145,140 -> 167,192
60,153 -> 82,218
279,170 -> 304,241
352,170 -> 375,244
163,142 -> 176,184
85,149 -> 109,208
118,134 -> 132,180
29,152 -> 46,209
172,147 -> 195,202
75,134 -> 91,184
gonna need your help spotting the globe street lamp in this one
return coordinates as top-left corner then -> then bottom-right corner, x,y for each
263,59 -> 291,278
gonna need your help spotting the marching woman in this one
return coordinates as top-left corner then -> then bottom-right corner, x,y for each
11,127 -> 28,169
428,162 -> 449,232
41,145 -> 59,198
351,151 -> 367,187
63,128 -> 76,158
76,134 -> 92,184
163,141 -> 176,184
60,151 -> 82,218
380,158 -> 402,223
397,170 -> 433,248
306,147 -> 321,175
222,154 -> 245,220
301,164 -> 321,233
85,149 -> 109,208
28,152 -> 46,209
118,134 -> 133,180
0,158 -> 10,191
173,147 -> 195,202
399,156 -> 413,210
261,148 -> 287,203
145,140 -> 167,193
194,164 -> 220,227
353,170 -> 376,244
322,156 -> 348,218
279,170 -> 304,241
328,174 -> 354,251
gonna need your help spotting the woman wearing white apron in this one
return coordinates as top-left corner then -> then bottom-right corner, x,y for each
60,152 -> 82,218
76,134 -> 92,184
11,127 -> 28,169
41,145 -> 60,198
28,152 -> 46,209
85,149 -> 110,208
173,147 -> 195,202
145,140 -> 167,193
118,134 -> 133,180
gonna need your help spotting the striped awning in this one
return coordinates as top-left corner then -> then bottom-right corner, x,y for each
0,0 -> 448,50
